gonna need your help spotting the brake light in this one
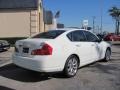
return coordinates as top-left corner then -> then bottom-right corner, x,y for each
31,44 -> 53,55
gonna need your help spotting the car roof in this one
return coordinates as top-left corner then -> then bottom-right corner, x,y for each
51,28 -> 86,31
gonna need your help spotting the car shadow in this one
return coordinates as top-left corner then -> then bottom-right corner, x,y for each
87,53 -> 120,75
0,64 -> 68,83
0,49 -> 8,53
112,51 -> 120,54
0,85 -> 15,90
0,64 -> 52,82
89,63 -> 120,74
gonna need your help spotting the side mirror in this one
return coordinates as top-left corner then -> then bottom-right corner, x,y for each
98,39 -> 103,42
95,39 -> 102,43
97,35 -> 103,42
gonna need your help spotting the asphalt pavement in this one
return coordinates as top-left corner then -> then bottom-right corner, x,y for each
0,45 -> 120,90
0,48 -> 13,67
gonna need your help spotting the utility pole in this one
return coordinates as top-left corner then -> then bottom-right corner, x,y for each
92,16 -> 96,33
97,25 -> 100,34
100,0 -> 103,34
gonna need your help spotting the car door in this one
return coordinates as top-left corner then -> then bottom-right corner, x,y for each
83,31 -> 102,61
67,30 -> 94,66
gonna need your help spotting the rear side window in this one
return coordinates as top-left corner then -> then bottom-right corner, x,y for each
32,30 -> 65,39
67,30 -> 86,42
83,31 -> 99,42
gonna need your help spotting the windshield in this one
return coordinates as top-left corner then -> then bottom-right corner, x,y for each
32,30 -> 65,39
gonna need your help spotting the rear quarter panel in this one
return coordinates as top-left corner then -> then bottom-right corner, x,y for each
45,35 -> 78,70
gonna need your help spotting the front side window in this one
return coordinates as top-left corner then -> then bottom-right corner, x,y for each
32,30 -> 65,39
67,30 -> 86,42
83,31 -> 99,42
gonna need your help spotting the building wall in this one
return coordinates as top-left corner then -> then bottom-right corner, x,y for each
30,10 -> 40,36
0,10 -> 31,38
0,10 -> 45,38
39,8 -> 45,33
0,10 -> 54,38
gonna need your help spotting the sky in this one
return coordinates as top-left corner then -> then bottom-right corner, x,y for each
43,0 -> 120,32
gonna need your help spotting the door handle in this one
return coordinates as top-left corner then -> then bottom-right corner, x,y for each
91,44 -> 95,46
75,45 -> 81,47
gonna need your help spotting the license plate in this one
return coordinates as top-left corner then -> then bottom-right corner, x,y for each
23,47 -> 29,53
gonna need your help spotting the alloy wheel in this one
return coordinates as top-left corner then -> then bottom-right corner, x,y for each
105,49 -> 111,61
64,56 -> 79,77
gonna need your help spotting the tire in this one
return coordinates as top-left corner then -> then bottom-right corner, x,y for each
63,55 -> 79,78
104,49 -> 111,62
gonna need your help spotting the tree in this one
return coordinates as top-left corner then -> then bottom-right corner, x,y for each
109,6 -> 120,35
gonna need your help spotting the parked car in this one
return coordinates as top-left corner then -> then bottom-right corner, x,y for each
104,33 -> 120,41
0,40 -> 10,51
12,28 -> 111,77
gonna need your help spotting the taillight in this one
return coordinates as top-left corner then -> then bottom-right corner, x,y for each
31,44 -> 53,55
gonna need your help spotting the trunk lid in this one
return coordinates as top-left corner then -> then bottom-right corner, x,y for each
15,38 -> 53,57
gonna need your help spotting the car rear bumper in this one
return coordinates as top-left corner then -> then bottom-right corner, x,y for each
12,54 -> 63,72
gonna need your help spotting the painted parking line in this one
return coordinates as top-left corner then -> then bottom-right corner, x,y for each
0,61 -> 12,67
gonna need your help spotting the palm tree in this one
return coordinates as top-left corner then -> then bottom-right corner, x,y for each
109,6 -> 120,35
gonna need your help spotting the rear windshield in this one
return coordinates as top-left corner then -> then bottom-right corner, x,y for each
32,30 -> 65,39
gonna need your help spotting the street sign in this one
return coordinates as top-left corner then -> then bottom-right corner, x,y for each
83,20 -> 88,26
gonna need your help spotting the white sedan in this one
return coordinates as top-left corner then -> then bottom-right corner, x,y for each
12,28 -> 111,77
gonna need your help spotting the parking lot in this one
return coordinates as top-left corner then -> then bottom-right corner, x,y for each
0,45 -> 120,90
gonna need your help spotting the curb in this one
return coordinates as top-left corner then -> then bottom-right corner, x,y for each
0,61 -> 12,67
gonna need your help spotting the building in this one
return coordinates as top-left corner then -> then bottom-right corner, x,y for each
57,23 -> 64,28
0,0 -> 54,38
